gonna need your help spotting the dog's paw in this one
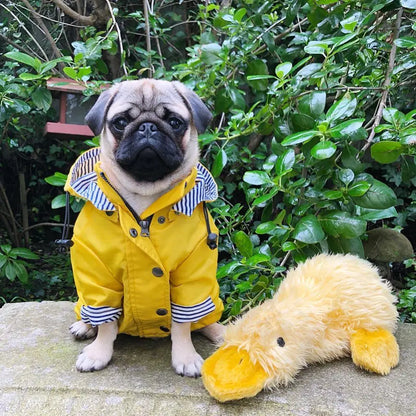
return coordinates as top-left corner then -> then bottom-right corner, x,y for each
76,341 -> 113,372
69,321 -> 97,340
172,350 -> 204,378
198,322 -> 225,345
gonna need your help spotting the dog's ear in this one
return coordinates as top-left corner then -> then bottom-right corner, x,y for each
172,82 -> 212,134
85,87 -> 118,136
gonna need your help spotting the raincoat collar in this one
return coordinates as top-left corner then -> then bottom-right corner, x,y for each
65,147 -> 218,217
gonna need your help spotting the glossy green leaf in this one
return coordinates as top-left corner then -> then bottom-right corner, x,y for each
5,51 -> 41,72
200,43 -> 223,64
327,236 -> 364,257
217,260 -> 241,279
357,206 -> 398,221
382,107 -> 405,125
229,88 -> 246,110
290,113 -> 316,131
246,59 -> 269,91
211,148 -> 227,177
19,73 -> 43,81
326,95 -> 357,123
253,188 -> 278,206
11,248 -> 39,260
11,99 -> 31,114
370,141 -> 403,164
320,211 -> 367,239
401,134 -> 416,145
401,0 -> 416,9
275,62 -> 292,79
51,194 -> 67,209
214,89 -> 232,113
395,37 -> 416,48
234,8 -> 247,22
233,231 -> 253,258
347,181 -> 371,197
304,41 -> 330,55
31,87 -> 52,112
256,221 -> 277,234
292,215 -> 325,244
282,241 -> 297,251
281,130 -> 319,146
329,118 -> 365,139
310,141 -> 337,160
338,168 -> 355,186
243,170 -> 271,185
275,149 -> 295,176
296,63 -> 323,78
63,67 -> 78,80
352,179 -> 397,209
44,172 -> 67,187
298,91 -> 326,118
322,190 -> 343,200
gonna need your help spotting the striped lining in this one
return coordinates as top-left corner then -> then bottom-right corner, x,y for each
171,296 -> 216,323
172,164 -> 218,216
80,305 -> 122,326
69,148 -> 116,211
68,148 -> 218,216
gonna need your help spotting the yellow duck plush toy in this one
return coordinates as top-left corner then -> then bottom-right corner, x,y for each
202,253 -> 400,402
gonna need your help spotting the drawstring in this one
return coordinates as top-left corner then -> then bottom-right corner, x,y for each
203,202 -> 218,250
55,192 -> 74,252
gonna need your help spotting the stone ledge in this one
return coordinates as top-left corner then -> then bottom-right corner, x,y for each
0,301 -> 415,416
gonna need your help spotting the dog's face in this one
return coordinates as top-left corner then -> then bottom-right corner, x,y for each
85,79 -> 212,185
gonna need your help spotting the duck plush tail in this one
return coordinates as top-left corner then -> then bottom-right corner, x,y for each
350,328 -> 399,375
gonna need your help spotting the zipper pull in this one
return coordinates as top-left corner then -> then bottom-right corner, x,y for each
139,217 -> 152,237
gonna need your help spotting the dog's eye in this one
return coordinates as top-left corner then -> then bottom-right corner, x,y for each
277,337 -> 285,347
168,117 -> 183,130
112,117 -> 129,132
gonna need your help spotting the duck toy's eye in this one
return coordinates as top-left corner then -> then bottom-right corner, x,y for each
277,337 -> 285,347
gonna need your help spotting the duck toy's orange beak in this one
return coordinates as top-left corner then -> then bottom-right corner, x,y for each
201,345 -> 268,402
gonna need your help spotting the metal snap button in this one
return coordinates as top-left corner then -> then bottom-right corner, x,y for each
160,326 -> 170,333
156,308 -> 168,316
105,211 -> 114,216
152,267 -> 163,277
129,228 -> 138,238
157,216 -> 166,224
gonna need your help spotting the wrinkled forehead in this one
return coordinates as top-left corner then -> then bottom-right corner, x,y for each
107,80 -> 190,119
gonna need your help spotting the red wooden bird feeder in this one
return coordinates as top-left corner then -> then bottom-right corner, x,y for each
45,77 -> 97,139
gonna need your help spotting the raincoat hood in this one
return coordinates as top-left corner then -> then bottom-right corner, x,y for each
65,147 -> 218,217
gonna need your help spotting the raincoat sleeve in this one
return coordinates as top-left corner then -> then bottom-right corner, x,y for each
169,213 -> 223,326
71,203 -> 124,326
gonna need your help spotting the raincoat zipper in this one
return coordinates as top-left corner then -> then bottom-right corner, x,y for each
99,171 -> 153,237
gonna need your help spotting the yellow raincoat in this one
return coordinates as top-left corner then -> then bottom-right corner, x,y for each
65,148 -> 223,338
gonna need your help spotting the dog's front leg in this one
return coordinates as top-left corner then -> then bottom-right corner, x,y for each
171,321 -> 204,378
76,321 -> 118,372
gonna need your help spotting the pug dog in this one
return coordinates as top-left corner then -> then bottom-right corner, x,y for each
66,79 -> 224,377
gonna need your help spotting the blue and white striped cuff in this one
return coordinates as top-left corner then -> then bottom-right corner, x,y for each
171,296 -> 216,323
80,305 -> 122,326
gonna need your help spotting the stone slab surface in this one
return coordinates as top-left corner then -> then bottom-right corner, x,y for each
0,301 -> 415,416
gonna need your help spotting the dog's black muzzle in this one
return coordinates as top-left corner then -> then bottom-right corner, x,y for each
115,122 -> 184,182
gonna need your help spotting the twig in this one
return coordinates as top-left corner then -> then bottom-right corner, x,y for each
22,222 -> 74,232
50,0 -> 95,25
279,251 -> 291,268
253,17 -> 309,56
0,3 -> 49,61
143,0 -> 154,77
105,0 -> 128,76
0,182 -> 20,246
20,0 -> 63,60
360,8 -> 404,155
